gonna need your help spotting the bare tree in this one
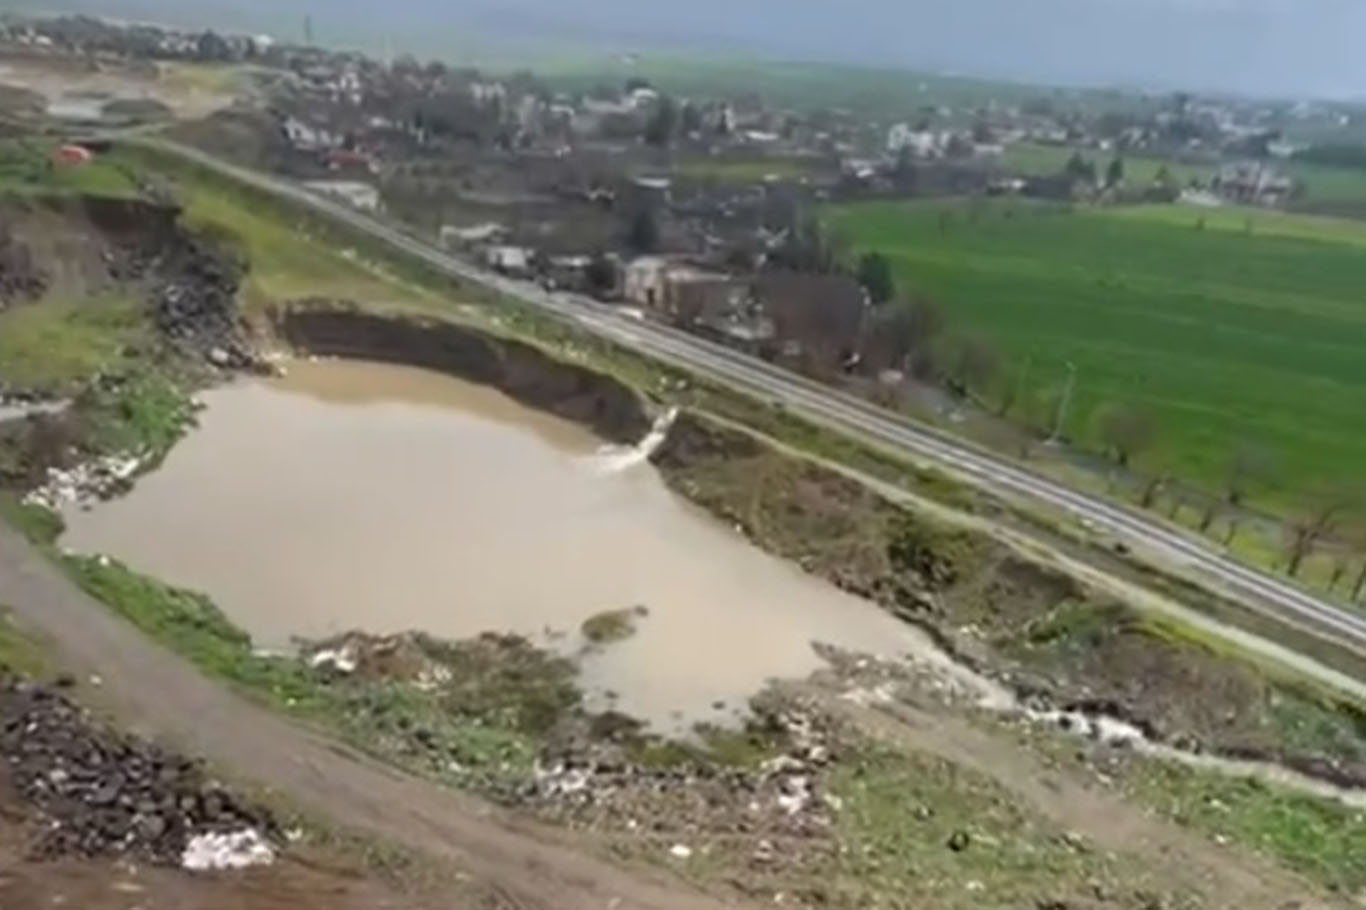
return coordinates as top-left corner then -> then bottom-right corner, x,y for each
1096,403 -> 1156,469
942,334 -> 1000,398
1285,492 -> 1358,579
1201,442 -> 1281,536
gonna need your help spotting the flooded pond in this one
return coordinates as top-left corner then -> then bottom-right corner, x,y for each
62,359 -> 943,730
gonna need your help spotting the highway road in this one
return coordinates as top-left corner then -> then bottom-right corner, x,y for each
139,137 -> 1366,660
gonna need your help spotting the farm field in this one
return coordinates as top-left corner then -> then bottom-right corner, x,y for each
827,198 -> 1366,507
1000,142 -> 1214,187
1001,141 -> 1366,211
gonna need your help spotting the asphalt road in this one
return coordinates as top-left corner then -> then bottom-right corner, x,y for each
140,137 -> 1366,660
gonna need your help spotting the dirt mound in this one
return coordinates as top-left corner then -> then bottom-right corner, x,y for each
0,670 -> 275,864
274,303 -> 652,443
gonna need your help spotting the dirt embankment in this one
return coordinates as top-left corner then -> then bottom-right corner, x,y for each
652,411 -> 1366,786
272,302 -> 652,444
0,193 -> 257,493
0,193 -> 253,367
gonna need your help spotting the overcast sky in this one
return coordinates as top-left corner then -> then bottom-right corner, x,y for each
37,0 -> 1366,98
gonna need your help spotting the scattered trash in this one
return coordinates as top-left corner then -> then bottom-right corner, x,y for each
181,829 -> 275,871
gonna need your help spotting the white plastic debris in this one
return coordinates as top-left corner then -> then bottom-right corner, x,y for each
306,647 -> 357,674
181,829 -> 275,871
669,844 -> 693,859
22,453 -> 143,511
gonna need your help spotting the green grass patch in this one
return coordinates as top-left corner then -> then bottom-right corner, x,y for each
116,143 -> 453,312
828,197 -> 1366,507
82,367 -> 196,458
0,295 -> 149,392
1001,142 -> 1214,187
56,549 -> 546,789
0,605 -> 51,677
826,742 -> 1174,909
1131,761 -> 1366,894
0,140 -> 138,198
0,494 -> 65,544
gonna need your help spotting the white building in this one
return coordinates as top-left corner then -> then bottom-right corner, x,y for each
303,181 -> 381,212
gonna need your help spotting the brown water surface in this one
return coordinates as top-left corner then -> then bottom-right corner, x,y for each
62,359 -> 938,729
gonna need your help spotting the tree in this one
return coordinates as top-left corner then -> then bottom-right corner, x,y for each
679,102 -> 703,137
644,96 -> 679,147
585,252 -> 618,294
892,145 -> 918,192
1209,443 -> 1280,541
1096,403 -> 1155,468
856,252 -> 896,306
626,208 -> 659,254
1105,156 -> 1126,188
942,334 -> 1000,398
945,134 -> 975,159
195,30 -> 232,62
1064,151 -> 1097,184
1285,496 -> 1353,578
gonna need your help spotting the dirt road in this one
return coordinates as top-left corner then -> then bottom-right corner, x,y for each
0,521 -> 736,910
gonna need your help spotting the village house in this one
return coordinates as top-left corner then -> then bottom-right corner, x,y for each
1213,161 -> 1294,205
622,256 -> 744,324
482,245 -> 534,276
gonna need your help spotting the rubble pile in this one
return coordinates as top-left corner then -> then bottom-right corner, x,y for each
152,240 -> 257,371
0,671 -> 276,864
22,452 -> 143,511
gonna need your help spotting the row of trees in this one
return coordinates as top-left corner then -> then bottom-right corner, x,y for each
848,247 -> 1362,587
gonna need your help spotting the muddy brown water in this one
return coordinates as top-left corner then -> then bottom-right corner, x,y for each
61,359 -> 951,731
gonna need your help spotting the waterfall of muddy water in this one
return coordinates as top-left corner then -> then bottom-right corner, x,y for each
61,359 -> 970,732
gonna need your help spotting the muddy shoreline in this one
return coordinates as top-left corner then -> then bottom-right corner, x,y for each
650,410 -> 1366,790
271,302 -> 651,444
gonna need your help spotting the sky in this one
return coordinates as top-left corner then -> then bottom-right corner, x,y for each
27,0 -> 1366,98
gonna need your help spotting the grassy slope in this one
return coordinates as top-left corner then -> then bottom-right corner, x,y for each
0,140 -> 138,198
0,294 -> 148,391
106,147 -> 440,312
828,198 -> 1366,501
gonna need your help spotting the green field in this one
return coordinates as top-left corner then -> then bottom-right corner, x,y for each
828,199 -> 1366,504
1001,142 -> 1366,212
1000,142 -> 1214,187
673,156 -> 823,183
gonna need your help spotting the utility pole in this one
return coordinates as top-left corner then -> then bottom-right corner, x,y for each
303,14 -> 313,45
1047,361 -> 1076,445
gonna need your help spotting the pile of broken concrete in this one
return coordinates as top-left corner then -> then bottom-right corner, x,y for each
0,671 -> 276,865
